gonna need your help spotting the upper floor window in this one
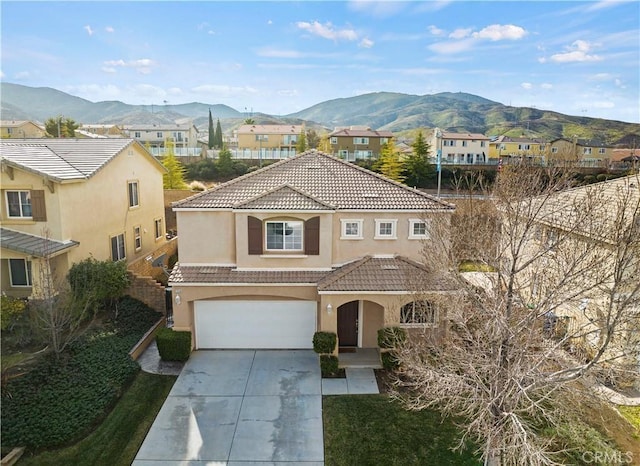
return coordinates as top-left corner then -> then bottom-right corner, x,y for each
111,233 -> 126,261
408,219 -> 429,239
134,131 -> 141,138
330,137 -> 338,144
380,138 -> 389,145
400,300 -> 437,327
157,132 -> 163,138
255,134 -> 268,142
552,147 -> 559,154
462,141 -> 468,147
155,218 -> 163,240
128,181 -> 139,208
266,221 -> 303,251
480,141 -> 486,147
583,147 -> 592,155
6,190 -> 32,218
9,258 -> 32,287
375,219 -> 398,239
519,144 -> 530,151
341,219 -> 364,239
598,148 -> 606,154
353,137 -> 369,145
443,140 -> 455,147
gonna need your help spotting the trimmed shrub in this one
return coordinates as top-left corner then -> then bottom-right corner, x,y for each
320,355 -> 339,377
377,326 -> 407,349
313,331 -> 337,354
381,351 -> 400,370
156,328 -> 191,362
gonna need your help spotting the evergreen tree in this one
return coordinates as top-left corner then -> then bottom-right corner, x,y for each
378,139 -> 405,182
215,119 -> 223,149
45,116 -> 78,138
161,139 -> 187,189
208,109 -> 214,149
216,145 -> 234,178
404,130 -> 435,188
296,128 -> 307,153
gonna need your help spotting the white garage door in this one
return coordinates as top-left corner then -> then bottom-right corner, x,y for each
194,300 -> 317,349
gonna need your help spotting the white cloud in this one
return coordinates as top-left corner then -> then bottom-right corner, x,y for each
541,83 -> 553,90
521,82 -> 533,90
449,28 -> 472,39
64,84 -> 123,100
614,78 -> 625,88
428,38 -> 475,54
102,58 -> 155,74
277,89 -> 299,97
550,40 -> 602,63
428,25 -> 444,36
267,20 -> 273,25
472,24 -> 527,41
0,70 -> 4,78
296,21 -> 358,41
105,26 -> 114,33
591,73 -> 613,81
359,37 -> 374,48
84,25 -> 94,36
101,67 -> 117,74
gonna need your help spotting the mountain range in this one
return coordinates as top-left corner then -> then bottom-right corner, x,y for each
1,82 -> 639,145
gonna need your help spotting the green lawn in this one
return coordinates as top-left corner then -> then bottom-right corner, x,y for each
17,371 -> 176,466
323,395 -> 481,466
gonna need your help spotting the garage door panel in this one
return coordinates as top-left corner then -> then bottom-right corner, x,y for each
195,300 -> 317,349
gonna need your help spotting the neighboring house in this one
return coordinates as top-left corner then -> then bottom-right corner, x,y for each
170,149 -> 457,353
78,124 -> 124,138
0,139 -> 167,299
429,129 -> 490,165
328,126 -> 393,161
546,138 -> 614,167
235,124 -> 303,160
610,148 -> 640,171
0,120 -> 47,139
121,121 -> 200,157
489,136 -> 547,165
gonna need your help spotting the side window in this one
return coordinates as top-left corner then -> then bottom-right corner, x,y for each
9,258 -> 32,286
400,300 -> 437,327
6,190 -> 32,218
128,181 -> 139,208
375,219 -> 397,239
408,219 -> 429,239
134,226 -> 142,251
341,219 -> 363,239
111,233 -> 126,261
154,218 -> 163,239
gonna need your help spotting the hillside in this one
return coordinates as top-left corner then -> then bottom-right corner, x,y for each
1,83 -> 638,144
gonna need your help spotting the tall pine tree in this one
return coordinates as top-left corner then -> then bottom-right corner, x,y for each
208,109 -> 214,149
215,119 -> 223,149
378,139 -> 405,182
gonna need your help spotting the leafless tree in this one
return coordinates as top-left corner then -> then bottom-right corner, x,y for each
393,167 -> 640,465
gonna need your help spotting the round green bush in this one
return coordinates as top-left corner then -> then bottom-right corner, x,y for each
312,331 -> 337,354
320,355 -> 339,376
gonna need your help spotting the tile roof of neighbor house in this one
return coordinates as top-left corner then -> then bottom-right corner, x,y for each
1,227 -> 79,257
0,138 -> 163,182
441,132 -> 490,140
237,124 -> 303,135
169,255 -> 459,293
235,184 -> 336,210
329,128 -> 393,138
1,120 -> 41,128
174,150 -> 455,211
492,136 -> 546,144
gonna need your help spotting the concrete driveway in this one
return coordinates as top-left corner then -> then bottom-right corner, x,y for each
133,350 -> 324,465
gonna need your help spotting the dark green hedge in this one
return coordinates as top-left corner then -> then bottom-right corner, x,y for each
312,331 -> 337,354
377,326 -> 407,349
156,328 -> 191,362
381,351 -> 401,370
320,355 -> 340,377
1,296 -> 161,450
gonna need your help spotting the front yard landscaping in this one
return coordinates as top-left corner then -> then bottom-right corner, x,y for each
323,394 -> 480,465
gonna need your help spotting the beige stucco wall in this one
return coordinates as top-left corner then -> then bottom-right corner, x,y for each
176,210 -> 236,264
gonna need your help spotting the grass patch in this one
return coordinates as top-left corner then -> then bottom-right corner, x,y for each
619,406 -> 640,434
458,261 -> 496,272
323,394 -> 480,465
17,371 -> 176,466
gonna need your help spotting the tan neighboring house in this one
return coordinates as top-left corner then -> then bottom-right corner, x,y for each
1,120 -> 47,139
121,121 -> 200,157
0,139 -> 167,299
546,138 -> 614,167
235,124 -> 303,160
170,150 -> 457,354
328,126 -> 393,161
489,136 -> 546,164
78,124 -> 124,138
429,129 -> 490,165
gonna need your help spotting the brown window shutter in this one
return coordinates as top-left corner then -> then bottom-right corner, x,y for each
30,190 -> 47,222
304,216 -> 320,255
248,216 -> 263,255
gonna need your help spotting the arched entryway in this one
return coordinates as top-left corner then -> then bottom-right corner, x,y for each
336,300 -> 385,349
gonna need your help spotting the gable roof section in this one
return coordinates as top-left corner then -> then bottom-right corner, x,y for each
318,256 -> 459,292
237,124 -> 303,135
0,138 -> 164,182
169,265 -> 327,285
329,128 -> 393,138
174,150 -> 454,211
441,132 -> 490,141
234,184 -> 335,210
1,227 -> 79,257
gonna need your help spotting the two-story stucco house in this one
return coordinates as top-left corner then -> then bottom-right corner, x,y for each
328,126 -> 393,161
429,129 -> 490,165
235,124 -> 303,160
546,138 -> 614,167
0,139 -> 167,298
170,150 -> 457,353
121,121 -> 200,157
0,120 -> 47,139
488,136 -> 547,164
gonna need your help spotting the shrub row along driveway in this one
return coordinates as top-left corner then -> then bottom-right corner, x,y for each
133,350 -> 324,464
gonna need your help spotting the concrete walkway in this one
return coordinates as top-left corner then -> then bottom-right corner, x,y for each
321,368 -> 379,395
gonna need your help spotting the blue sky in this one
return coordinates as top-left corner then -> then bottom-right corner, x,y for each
2,1 -> 639,123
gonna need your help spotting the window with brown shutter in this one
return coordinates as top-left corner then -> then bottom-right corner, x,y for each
304,216 -> 320,255
248,216 -> 263,255
30,190 -> 47,222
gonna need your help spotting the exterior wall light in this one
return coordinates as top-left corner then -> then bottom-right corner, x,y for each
326,304 -> 333,315
174,289 -> 182,305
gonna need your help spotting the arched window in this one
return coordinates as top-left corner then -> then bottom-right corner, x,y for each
400,300 -> 437,327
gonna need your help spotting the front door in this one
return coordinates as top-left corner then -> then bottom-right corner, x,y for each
337,301 -> 359,347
